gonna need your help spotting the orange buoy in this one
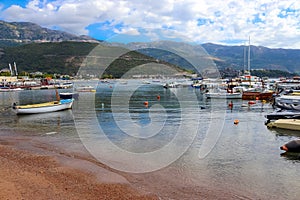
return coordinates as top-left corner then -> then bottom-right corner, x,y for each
157,95 -> 160,100
144,101 -> 149,106
234,119 -> 239,125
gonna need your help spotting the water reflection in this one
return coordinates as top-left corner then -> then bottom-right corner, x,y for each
269,127 -> 300,137
280,152 -> 300,162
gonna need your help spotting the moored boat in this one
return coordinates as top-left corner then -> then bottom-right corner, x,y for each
0,86 -> 24,92
205,92 -> 242,99
12,99 -> 74,114
267,119 -> 300,131
242,90 -> 274,101
274,94 -> 300,110
280,140 -> 300,152
75,86 -> 96,92
265,110 -> 300,121
163,82 -> 180,89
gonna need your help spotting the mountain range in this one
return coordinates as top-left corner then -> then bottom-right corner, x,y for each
0,20 -> 100,47
0,20 -> 299,76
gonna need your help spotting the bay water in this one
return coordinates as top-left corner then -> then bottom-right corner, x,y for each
0,79 -> 299,199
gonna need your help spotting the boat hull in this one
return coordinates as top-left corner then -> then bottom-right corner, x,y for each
13,99 -> 73,114
275,95 -> 300,110
205,92 -> 242,99
242,91 -> 274,100
265,110 -> 300,121
267,119 -> 300,131
59,92 -> 79,100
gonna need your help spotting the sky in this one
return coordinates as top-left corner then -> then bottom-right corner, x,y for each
0,0 -> 299,48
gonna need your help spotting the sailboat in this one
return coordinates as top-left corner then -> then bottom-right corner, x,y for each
240,36 -> 274,101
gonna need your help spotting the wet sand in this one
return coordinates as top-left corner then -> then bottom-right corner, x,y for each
0,130 -> 255,200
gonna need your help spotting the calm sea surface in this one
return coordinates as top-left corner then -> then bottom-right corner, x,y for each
0,79 -> 299,199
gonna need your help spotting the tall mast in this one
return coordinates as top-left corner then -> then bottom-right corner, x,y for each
247,36 -> 251,74
243,43 -> 246,72
14,62 -> 18,76
8,63 -> 13,76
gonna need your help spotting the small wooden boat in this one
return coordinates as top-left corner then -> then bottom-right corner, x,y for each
267,119 -> 300,131
242,90 -> 274,101
12,99 -> 73,114
280,140 -> 300,152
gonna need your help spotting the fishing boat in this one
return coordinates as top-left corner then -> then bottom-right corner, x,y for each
242,89 -> 274,101
267,119 -> 300,131
12,99 -> 74,114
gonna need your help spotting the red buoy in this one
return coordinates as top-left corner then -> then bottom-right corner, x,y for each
248,101 -> 256,105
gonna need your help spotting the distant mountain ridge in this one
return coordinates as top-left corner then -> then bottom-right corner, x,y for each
201,43 -> 300,74
0,20 -> 299,76
0,20 -> 100,47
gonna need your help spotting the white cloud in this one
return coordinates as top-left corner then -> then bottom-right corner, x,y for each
0,0 -> 299,48
114,27 -> 140,36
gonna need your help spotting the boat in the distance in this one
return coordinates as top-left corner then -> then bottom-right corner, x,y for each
12,99 -> 74,114
204,87 -> 242,99
75,86 -> 96,92
0,86 -> 24,92
242,89 -> 274,101
205,92 -> 242,99
163,82 -> 180,89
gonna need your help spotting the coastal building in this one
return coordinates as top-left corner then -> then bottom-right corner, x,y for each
0,76 -> 17,83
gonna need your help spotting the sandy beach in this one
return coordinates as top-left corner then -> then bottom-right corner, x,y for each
0,131 -> 158,200
0,128 -> 279,200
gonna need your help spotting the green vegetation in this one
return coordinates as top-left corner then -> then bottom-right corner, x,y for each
250,69 -> 298,78
0,40 -> 299,79
0,41 -> 98,76
103,50 -> 186,78
0,42 -> 187,79
0,71 -> 10,76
